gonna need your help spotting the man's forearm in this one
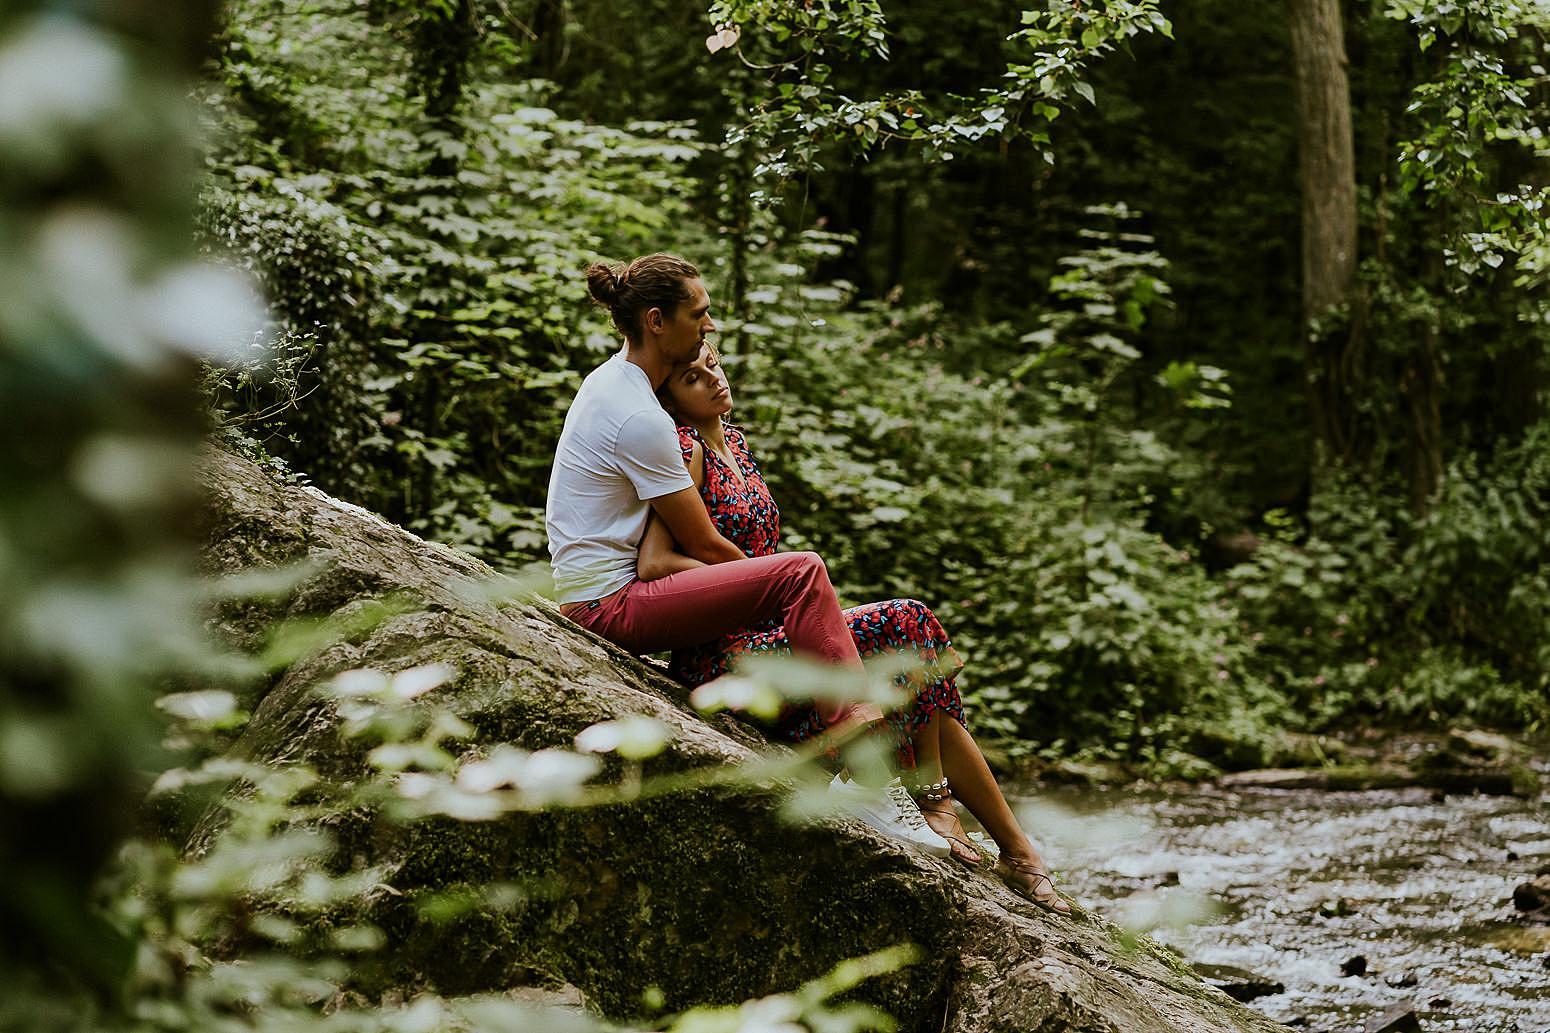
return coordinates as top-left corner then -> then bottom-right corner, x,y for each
638,551 -> 708,581
647,488 -> 746,567
682,533 -> 746,565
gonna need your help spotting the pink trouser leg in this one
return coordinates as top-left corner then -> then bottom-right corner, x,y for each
570,552 -> 862,719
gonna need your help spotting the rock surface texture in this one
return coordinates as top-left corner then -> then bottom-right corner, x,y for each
199,448 -> 1294,1033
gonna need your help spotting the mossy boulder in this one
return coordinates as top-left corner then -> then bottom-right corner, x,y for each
1414,730 -> 1541,797
1217,737 -> 1541,797
196,447 -> 1293,1033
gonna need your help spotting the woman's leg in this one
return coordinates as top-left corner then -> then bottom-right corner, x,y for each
909,709 -> 982,864
934,716 -> 1037,862
936,716 -> 1070,912
827,598 -> 985,860
912,705 -> 943,776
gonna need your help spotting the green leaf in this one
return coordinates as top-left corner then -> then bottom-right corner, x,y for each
869,505 -> 910,523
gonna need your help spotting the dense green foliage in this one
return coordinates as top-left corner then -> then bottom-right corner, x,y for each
198,0 -> 1550,767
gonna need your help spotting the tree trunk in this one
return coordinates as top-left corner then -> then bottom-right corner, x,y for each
530,0 -> 569,79
405,0 -> 477,518
1286,0 -> 1359,462
887,182 -> 908,294
1403,244 -> 1446,516
413,0 -> 476,177
1403,323 -> 1443,516
725,137 -> 753,356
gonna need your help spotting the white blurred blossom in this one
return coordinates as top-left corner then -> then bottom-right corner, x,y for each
456,746 -> 601,806
0,714 -> 77,796
452,998 -> 599,1033
389,663 -> 455,700
330,669 -> 390,698
690,675 -> 784,720
140,262 -> 271,364
574,715 -> 671,759
157,690 -> 238,723
32,209 -> 270,368
36,209 -> 151,366
0,18 -> 125,139
328,664 -> 454,703
1016,798 -> 1149,855
1111,887 -> 1220,938
72,433 -> 191,510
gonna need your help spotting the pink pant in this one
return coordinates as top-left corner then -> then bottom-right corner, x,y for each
567,551 -> 862,720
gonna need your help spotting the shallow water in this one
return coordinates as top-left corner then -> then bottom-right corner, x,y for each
1008,782 -> 1550,1032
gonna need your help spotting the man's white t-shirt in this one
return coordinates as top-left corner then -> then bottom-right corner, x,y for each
546,354 -> 694,604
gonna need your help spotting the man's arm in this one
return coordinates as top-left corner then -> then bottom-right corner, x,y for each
637,512 -> 703,580
619,411 -> 741,566
648,487 -> 745,565
638,439 -> 716,580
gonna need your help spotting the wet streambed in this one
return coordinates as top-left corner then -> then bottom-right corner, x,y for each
1009,782 -> 1550,1032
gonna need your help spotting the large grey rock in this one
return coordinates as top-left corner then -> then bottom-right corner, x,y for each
1512,875 -> 1550,917
197,448 -> 1293,1033
1363,1001 -> 1421,1033
1192,963 -> 1285,1003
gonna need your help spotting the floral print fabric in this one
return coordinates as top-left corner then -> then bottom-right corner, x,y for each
666,422 -> 967,769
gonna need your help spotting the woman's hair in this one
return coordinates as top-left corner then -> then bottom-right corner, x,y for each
586,253 -> 700,342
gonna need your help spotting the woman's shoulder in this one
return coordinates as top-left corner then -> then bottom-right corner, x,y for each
674,423 -> 703,460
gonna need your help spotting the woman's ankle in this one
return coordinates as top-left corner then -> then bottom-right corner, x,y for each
998,843 -> 1043,867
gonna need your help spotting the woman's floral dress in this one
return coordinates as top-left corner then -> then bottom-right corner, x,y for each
667,423 -> 967,769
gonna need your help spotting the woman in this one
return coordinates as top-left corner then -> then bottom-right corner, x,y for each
637,342 -> 1071,915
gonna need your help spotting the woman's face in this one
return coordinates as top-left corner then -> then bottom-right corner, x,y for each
664,343 -> 733,423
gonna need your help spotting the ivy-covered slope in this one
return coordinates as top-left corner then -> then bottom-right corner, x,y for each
197,447 -> 1292,1033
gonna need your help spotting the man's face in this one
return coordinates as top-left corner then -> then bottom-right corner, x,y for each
656,278 -> 715,364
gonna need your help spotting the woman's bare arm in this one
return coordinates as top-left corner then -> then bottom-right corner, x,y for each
637,439 -> 715,581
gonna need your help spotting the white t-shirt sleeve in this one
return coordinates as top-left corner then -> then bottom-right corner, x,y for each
615,408 -> 695,500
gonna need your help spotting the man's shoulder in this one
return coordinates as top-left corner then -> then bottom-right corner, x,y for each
568,358 -> 651,420
575,354 -> 626,396
619,402 -> 677,441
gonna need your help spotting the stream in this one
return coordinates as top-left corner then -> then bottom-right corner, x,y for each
1009,782 -> 1550,1032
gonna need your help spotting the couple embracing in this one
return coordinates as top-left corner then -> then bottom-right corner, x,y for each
545,252 -> 1071,915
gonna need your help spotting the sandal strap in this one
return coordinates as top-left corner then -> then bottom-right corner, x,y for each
1001,857 -> 1045,872
996,858 -> 1071,913
913,801 -> 982,861
999,859 -> 1057,890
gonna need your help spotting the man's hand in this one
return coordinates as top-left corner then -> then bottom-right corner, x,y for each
648,487 -> 745,565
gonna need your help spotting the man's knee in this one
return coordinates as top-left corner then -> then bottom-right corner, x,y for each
787,550 -> 827,577
773,550 -> 831,588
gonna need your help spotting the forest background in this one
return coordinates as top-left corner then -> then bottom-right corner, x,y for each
4,0 -> 1550,1030
202,0 -> 1550,772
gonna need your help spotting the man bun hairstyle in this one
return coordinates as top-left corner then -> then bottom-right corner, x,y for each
586,252 -> 700,342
